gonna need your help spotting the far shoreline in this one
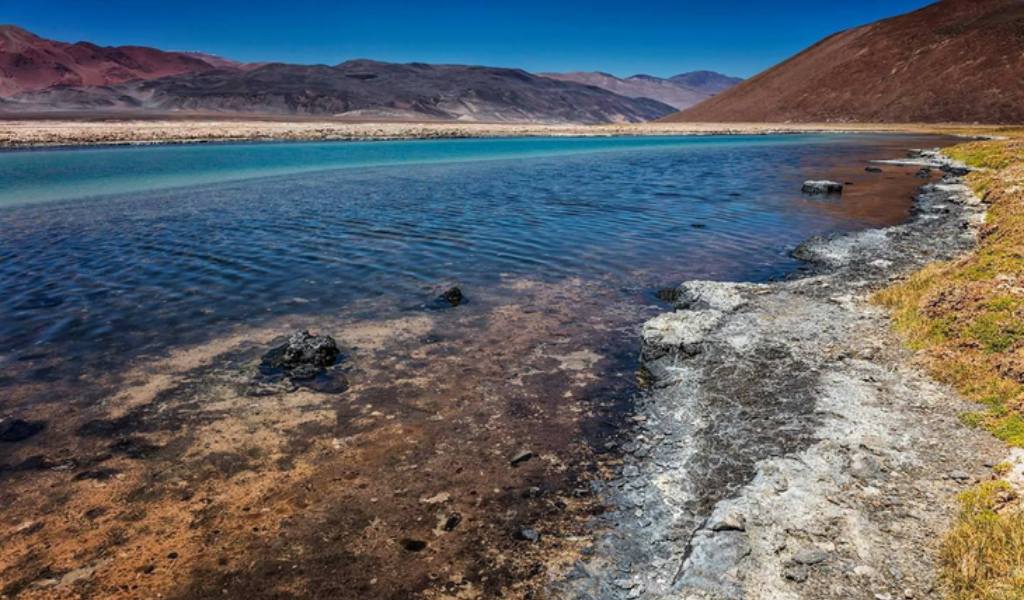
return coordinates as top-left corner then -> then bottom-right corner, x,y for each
0,117 -> 1005,149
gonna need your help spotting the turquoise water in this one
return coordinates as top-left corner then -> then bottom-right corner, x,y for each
2,135 -> 822,207
0,134 -> 940,379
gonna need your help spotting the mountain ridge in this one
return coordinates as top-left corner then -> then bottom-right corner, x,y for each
668,0 -> 1024,124
540,70 -> 741,110
0,24 -> 243,96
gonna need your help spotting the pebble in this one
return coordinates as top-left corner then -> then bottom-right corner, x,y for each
510,450 -> 534,467
792,547 -> 829,565
515,527 -> 541,543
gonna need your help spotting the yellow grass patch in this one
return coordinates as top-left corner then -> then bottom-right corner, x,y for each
874,135 -> 1024,599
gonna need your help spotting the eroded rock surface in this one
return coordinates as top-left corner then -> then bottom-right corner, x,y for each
559,152 -> 1004,599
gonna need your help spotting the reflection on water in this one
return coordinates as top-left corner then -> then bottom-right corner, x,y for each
0,134 -> 945,378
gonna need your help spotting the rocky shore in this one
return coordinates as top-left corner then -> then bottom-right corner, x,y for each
559,151 -> 1007,599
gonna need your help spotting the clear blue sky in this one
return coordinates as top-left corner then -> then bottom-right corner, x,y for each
5,0 -> 936,78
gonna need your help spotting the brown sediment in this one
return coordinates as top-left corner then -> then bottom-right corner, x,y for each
0,276 -> 647,599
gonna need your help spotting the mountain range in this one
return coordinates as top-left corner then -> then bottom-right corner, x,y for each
668,0 -> 1024,124
540,71 -> 741,110
0,25 -> 740,124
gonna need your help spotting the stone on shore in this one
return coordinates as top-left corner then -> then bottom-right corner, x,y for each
802,180 -> 844,195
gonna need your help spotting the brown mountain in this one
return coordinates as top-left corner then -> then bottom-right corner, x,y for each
0,25 -> 241,96
6,60 -> 676,124
669,0 -> 1024,124
540,71 -> 741,110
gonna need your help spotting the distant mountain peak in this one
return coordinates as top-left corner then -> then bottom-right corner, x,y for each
541,70 -> 742,110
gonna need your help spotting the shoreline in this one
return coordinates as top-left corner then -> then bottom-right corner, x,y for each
558,150 -> 1007,598
0,119 -> 1003,149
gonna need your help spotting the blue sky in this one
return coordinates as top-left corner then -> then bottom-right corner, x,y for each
5,0 -> 936,78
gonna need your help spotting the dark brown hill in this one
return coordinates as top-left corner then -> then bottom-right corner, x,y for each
669,0 -> 1024,124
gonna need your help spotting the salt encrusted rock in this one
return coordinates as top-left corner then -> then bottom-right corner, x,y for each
802,180 -> 844,195
641,309 -> 722,361
675,281 -> 750,312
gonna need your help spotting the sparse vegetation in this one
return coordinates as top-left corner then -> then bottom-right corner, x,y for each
940,481 -> 1024,600
874,133 -> 1024,599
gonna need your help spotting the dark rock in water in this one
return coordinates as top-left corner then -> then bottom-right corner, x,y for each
425,285 -> 466,310
443,513 -> 462,532
439,286 -> 463,307
400,538 -> 428,552
515,527 -> 541,542
0,419 -> 46,442
510,450 -> 535,467
281,331 -> 340,369
260,331 -> 340,379
690,222 -> 707,229
801,180 -> 844,195
865,166 -> 883,173
942,165 -> 970,176
655,288 -> 681,303
916,167 -> 933,178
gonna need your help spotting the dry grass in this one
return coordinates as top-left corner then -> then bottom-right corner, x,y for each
874,134 -> 1024,598
874,137 -> 1024,445
940,482 -> 1024,600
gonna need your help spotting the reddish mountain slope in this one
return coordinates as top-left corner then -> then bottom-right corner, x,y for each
669,0 -> 1024,124
0,25 -> 239,96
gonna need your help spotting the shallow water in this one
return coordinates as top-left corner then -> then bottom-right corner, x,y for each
1,134 -> 941,374
0,133 -> 952,599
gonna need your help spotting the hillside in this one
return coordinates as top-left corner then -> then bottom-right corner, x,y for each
669,0 -> 1024,124
541,71 -> 740,110
0,25 -> 239,96
5,59 -> 676,124
0,27 -> 677,124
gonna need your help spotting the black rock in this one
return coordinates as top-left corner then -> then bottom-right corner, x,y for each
400,538 -> 428,552
0,419 -> 45,442
510,450 -> 534,467
443,513 -> 462,532
865,166 -> 883,173
439,286 -> 463,307
916,167 -> 933,179
260,331 -> 340,379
